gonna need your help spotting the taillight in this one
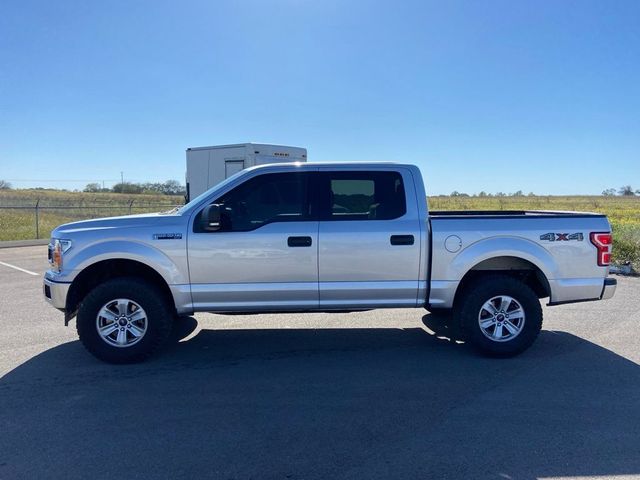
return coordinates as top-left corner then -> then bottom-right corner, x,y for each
590,232 -> 612,267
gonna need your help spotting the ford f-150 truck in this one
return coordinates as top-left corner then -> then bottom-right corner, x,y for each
43,163 -> 617,363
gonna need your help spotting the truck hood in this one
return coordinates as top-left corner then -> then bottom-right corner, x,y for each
51,212 -> 182,237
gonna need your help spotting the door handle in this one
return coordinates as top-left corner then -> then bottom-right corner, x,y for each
390,235 -> 414,246
288,236 -> 313,247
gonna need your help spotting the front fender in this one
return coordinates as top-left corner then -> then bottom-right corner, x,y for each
59,240 -> 188,286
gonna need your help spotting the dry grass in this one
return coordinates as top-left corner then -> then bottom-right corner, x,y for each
428,195 -> 640,227
0,190 -> 182,241
0,189 -> 183,207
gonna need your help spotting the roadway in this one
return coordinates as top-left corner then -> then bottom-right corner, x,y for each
1,245 -> 639,480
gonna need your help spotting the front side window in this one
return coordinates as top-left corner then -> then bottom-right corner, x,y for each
321,171 -> 406,221
198,172 -> 309,232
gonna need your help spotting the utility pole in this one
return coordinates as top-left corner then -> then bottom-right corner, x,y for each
121,171 -> 124,184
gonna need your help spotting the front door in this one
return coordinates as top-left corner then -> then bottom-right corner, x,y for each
317,168 -> 421,308
188,171 -> 318,311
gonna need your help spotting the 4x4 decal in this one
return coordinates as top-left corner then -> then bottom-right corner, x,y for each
540,232 -> 584,242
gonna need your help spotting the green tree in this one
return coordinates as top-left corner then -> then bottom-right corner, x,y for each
0,180 -> 12,190
112,182 -> 143,194
140,182 -> 164,194
161,180 -> 186,196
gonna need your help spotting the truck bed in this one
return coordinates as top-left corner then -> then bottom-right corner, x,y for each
429,210 -> 606,219
427,209 -> 612,308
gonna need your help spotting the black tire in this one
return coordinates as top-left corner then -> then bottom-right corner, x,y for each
76,278 -> 174,363
454,274 -> 543,357
426,307 -> 453,319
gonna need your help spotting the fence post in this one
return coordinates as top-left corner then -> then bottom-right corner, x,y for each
129,199 -> 134,215
35,199 -> 40,239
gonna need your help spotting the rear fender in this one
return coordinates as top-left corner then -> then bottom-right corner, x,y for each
447,236 -> 558,282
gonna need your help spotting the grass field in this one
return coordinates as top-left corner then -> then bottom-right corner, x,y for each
0,189 -> 184,207
0,190 -> 183,242
1,190 -> 638,270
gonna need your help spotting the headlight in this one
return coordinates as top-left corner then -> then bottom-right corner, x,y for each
49,239 -> 72,272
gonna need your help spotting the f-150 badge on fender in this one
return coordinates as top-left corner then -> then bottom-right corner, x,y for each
153,233 -> 183,240
540,233 -> 584,242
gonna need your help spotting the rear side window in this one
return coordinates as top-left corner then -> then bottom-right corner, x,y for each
320,171 -> 406,221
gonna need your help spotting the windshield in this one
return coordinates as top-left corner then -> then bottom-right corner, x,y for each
174,169 -> 249,215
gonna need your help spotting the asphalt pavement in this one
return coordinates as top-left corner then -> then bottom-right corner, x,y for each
1,245 -> 639,480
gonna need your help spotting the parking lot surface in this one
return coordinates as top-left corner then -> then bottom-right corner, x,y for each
1,245 -> 639,480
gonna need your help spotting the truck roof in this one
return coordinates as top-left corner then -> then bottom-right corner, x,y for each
245,161 -> 414,171
239,161 -> 418,175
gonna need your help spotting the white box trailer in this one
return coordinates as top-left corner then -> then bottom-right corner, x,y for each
185,143 -> 307,201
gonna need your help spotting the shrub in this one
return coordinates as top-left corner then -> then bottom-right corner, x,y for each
612,223 -> 640,272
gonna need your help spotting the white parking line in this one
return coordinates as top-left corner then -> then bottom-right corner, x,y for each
0,261 -> 39,276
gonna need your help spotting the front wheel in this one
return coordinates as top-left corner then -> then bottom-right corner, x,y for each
76,278 -> 174,363
455,275 -> 543,357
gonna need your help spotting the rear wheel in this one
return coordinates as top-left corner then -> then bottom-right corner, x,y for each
455,275 -> 542,357
76,278 -> 174,363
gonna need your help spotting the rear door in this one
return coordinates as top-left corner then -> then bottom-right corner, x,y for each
317,168 -> 421,308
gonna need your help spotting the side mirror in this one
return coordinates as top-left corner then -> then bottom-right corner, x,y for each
201,204 -> 222,231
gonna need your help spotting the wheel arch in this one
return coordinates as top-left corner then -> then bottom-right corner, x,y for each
453,255 -> 551,309
438,236 -> 556,306
65,258 -> 176,325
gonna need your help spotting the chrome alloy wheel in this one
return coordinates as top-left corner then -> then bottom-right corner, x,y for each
478,295 -> 526,343
96,298 -> 148,348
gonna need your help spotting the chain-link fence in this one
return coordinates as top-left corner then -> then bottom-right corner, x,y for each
0,200 -> 182,241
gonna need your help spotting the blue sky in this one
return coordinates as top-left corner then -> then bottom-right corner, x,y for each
1,0 -> 638,195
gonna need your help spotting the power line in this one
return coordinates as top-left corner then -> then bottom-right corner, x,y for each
4,178 -> 172,183
5,178 -> 118,182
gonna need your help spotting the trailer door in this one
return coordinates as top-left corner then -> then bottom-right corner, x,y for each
225,160 -> 244,178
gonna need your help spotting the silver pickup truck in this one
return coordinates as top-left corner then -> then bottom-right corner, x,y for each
43,163 -> 616,363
